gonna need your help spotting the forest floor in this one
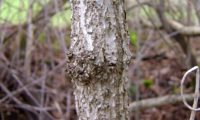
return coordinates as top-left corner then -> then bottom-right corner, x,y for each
1,27 -> 200,120
129,38 -> 200,120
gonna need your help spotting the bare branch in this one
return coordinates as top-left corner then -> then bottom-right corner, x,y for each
155,0 -> 198,67
24,0 -> 34,77
126,1 -> 154,12
166,19 -> 200,36
141,18 -> 200,36
129,94 -> 195,111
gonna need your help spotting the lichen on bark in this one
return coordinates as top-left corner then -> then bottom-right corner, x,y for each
66,0 -> 131,119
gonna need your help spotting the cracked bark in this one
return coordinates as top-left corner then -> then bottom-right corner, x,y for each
67,0 -> 131,119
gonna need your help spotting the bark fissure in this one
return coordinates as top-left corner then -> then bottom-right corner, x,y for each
67,0 -> 131,119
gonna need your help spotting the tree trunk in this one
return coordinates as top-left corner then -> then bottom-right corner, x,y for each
66,0 -> 131,119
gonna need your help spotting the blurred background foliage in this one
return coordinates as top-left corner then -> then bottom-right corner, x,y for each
0,0 -> 200,120
0,0 -> 71,26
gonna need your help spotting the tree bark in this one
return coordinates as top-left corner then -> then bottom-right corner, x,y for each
66,0 -> 131,119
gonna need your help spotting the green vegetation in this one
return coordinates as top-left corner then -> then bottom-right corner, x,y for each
51,9 -> 71,27
130,31 -> 137,46
143,79 -> 153,88
140,5 -> 157,19
0,0 -> 71,26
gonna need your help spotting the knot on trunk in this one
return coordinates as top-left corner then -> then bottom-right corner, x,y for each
65,50 -> 123,85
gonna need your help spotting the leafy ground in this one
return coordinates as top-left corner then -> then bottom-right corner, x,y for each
128,33 -> 200,119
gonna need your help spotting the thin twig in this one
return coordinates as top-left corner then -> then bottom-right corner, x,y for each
190,67 -> 199,120
24,0 -> 34,77
0,83 -> 55,120
66,90 -> 71,119
181,66 -> 200,120
39,65 -> 47,120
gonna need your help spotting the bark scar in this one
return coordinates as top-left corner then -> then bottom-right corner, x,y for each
66,50 -> 122,85
66,50 -> 99,85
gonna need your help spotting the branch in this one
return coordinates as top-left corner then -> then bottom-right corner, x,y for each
137,1 -> 200,36
154,0 -> 198,67
129,94 -> 194,111
166,19 -> 200,36
126,1 -> 154,12
141,18 -> 200,36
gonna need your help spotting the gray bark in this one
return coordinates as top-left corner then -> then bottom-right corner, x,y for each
66,0 -> 131,119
